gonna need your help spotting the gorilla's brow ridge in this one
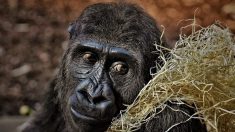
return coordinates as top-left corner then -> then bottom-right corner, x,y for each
74,40 -> 138,62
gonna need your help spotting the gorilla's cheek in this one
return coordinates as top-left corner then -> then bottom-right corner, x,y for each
114,78 -> 145,105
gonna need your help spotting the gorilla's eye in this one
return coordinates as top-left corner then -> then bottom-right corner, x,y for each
111,62 -> 128,75
82,52 -> 97,64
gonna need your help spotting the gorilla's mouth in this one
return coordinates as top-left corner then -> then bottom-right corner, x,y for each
69,94 -> 114,124
70,106 -> 113,124
70,107 -> 102,123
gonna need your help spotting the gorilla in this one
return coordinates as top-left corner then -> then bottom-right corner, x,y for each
21,2 -> 207,132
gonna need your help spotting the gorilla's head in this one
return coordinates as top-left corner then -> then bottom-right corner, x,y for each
55,3 -> 164,131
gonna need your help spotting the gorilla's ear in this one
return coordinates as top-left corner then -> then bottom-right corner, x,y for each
68,22 -> 77,39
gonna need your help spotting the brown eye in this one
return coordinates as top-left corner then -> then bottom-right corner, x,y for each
111,62 -> 128,75
82,52 -> 97,64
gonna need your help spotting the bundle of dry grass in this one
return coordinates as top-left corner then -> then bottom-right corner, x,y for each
107,24 -> 235,132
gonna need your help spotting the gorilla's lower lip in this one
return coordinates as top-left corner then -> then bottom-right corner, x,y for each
71,107 -> 103,123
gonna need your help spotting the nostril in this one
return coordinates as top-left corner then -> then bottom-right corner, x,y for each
79,90 -> 88,98
78,91 -> 93,103
93,96 -> 107,104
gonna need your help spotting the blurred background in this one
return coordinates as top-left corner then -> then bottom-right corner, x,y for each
0,0 -> 235,131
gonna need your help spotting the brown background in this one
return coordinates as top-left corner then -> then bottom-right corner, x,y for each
0,0 -> 234,116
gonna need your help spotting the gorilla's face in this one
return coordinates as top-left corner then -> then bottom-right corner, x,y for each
62,38 -> 147,130
55,3 -> 160,131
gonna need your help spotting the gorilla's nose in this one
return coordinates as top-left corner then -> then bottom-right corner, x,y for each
76,79 -> 113,103
75,78 -> 116,118
78,86 -> 108,105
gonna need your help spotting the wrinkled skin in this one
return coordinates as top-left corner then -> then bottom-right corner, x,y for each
21,3 -> 207,132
